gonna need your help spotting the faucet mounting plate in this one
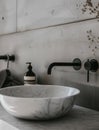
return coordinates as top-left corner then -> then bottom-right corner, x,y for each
73,58 -> 81,70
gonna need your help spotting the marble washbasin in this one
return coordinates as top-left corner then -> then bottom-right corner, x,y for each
0,85 -> 80,120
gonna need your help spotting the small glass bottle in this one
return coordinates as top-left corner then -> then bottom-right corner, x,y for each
24,62 -> 36,85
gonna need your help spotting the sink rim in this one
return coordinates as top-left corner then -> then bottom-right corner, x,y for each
0,85 -> 80,99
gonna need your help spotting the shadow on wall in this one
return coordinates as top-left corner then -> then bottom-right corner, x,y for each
65,82 -> 99,111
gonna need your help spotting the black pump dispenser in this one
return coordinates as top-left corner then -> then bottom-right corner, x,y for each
25,62 -> 35,76
24,62 -> 36,85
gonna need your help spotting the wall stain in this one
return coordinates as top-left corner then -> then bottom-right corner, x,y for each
77,0 -> 99,18
51,9 -> 55,15
86,29 -> 99,56
2,17 -> 4,20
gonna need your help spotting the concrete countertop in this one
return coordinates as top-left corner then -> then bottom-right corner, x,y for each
0,105 -> 99,130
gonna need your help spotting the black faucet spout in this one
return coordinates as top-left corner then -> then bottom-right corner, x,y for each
47,58 -> 81,75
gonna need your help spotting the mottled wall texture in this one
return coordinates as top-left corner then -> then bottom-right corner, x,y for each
0,0 -> 99,110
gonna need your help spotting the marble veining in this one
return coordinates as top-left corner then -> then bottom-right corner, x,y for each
0,85 -> 79,120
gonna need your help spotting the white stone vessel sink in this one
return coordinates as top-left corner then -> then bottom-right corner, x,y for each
0,85 -> 80,120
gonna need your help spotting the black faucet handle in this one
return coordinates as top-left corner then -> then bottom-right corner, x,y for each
84,59 -> 98,82
87,69 -> 90,82
84,59 -> 90,82
84,59 -> 90,71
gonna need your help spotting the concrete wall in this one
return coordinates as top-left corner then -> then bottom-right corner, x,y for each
0,0 -> 99,110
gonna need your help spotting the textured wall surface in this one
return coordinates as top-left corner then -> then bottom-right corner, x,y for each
0,0 -> 99,110
0,0 -> 16,35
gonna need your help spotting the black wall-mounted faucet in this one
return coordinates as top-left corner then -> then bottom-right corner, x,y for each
47,58 -> 81,75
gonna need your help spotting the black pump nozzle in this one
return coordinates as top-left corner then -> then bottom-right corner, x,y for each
25,62 -> 35,76
26,62 -> 32,70
26,62 -> 31,64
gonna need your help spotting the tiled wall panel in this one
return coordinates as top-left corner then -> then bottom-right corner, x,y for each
17,0 -> 99,32
0,0 -> 16,35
